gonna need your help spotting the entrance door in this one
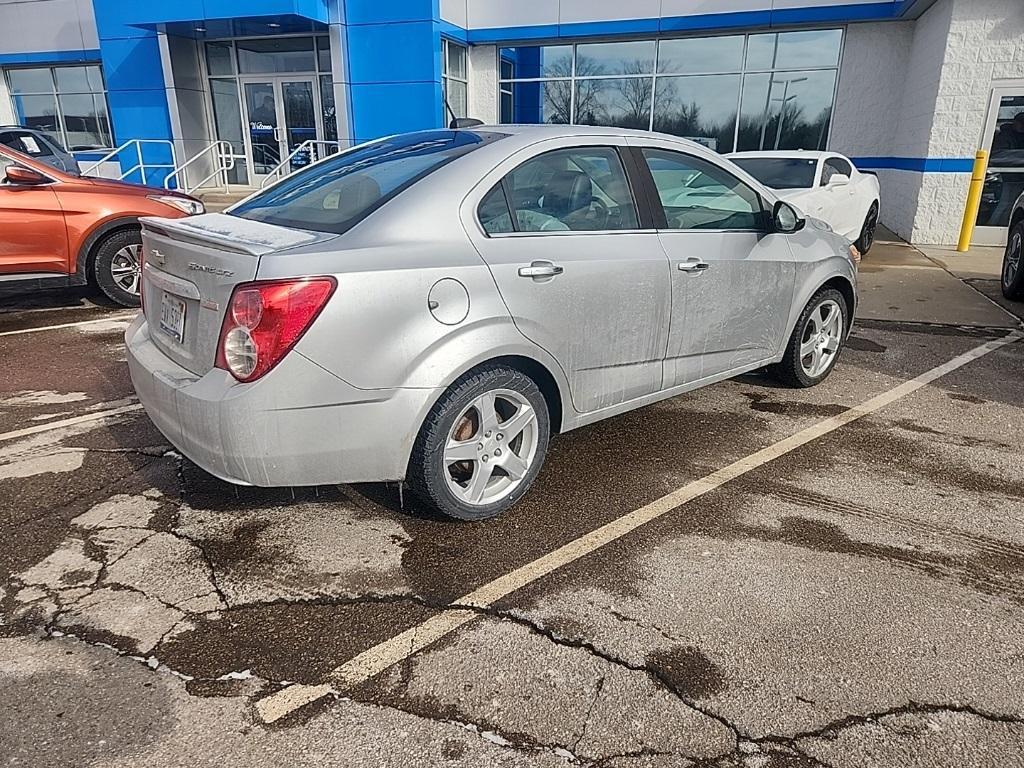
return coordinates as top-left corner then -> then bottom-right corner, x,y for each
975,86 -> 1024,246
241,77 -> 322,185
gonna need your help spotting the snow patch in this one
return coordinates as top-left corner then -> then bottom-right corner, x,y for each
217,669 -> 254,681
0,390 -> 88,407
0,449 -> 86,480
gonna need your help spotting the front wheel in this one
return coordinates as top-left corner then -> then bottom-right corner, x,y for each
407,366 -> 550,521
770,288 -> 849,388
1002,221 -> 1024,301
855,202 -> 879,255
92,228 -> 142,307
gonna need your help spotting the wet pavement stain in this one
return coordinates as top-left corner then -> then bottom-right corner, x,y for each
845,335 -> 888,353
154,600 -> 435,684
741,392 -> 848,418
647,645 -> 726,700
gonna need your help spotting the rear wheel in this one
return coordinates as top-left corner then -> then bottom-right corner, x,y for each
771,288 -> 848,388
1002,220 -> 1024,300
408,365 -> 550,521
92,228 -> 142,307
855,202 -> 879,255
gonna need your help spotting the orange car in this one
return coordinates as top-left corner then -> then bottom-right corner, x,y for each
0,143 -> 203,306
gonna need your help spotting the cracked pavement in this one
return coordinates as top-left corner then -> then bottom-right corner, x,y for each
1,289 -> 1024,767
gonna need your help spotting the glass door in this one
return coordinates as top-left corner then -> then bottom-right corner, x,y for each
975,86 -> 1024,246
243,80 -> 283,182
241,77 -> 323,185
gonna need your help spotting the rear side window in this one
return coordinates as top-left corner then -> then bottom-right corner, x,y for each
233,130 -> 505,235
821,157 -> 853,185
0,131 -> 54,157
642,148 -> 763,231
499,146 -> 639,233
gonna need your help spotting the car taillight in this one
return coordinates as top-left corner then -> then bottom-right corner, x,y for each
215,277 -> 337,383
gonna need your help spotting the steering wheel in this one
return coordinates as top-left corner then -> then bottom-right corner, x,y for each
588,196 -> 609,228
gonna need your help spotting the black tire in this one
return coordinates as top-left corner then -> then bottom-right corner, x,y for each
1001,220 -> 1024,301
408,365 -> 550,521
92,228 -> 142,307
770,288 -> 849,388
855,202 -> 879,255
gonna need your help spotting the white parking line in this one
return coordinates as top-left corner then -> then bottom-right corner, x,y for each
0,403 -> 143,443
0,312 -> 137,337
254,330 -> 1022,724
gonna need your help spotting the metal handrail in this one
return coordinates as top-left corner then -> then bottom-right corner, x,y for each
79,139 -> 177,186
163,140 -> 235,194
260,140 -> 347,188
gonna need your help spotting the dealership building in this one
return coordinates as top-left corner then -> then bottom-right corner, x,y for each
0,0 -> 1022,246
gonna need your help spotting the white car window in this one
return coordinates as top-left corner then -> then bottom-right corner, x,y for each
821,157 -> 852,185
729,157 -> 817,190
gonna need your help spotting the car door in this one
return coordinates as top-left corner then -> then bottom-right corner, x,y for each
468,140 -> 672,414
819,156 -> 859,238
631,143 -> 796,387
0,152 -> 70,275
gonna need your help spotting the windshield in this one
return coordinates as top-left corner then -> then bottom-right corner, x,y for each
233,130 -> 505,235
730,157 -> 818,190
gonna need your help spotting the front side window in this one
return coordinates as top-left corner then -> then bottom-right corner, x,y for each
821,156 -> 852,185
0,130 -> 55,157
5,65 -> 111,150
233,130 -> 502,234
730,156 -> 817,189
642,148 -> 763,230
442,39 -> 468,120
501,146 -> 639,232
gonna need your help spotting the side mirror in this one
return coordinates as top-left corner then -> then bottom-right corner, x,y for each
6,165 -> 49,185
773,200 -> 805,234
828,173 -> 851,187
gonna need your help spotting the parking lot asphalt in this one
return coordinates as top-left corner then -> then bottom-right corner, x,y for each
2,258 -> 1024,767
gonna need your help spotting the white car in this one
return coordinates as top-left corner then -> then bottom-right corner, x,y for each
728,151 -> 880,254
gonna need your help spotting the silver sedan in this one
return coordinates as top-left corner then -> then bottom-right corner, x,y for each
126,125 -> 858,520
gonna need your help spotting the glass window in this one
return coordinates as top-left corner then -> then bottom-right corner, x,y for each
478,183 -> 514,234
236,38 -> 316,74
499,46 -> 573,79
642,148 -> 763,230
442,39 -> 469,120
316,36 -> 332,72
821,156 -> 851,185
977,95 -> 1024,228
0,130 -> 55,156
206,42 -> 235,76
233,130 -> 502,234
657,36 -> 744,75
735,69 -> 836,151
502,146 -> 639,232
576,41 -> 655,76
4,64 -> 112,149
210,78 -> 249,185
575,78 -> 653,130
731,156 -> 818,189
0,154 -> 14,181
653,74 -> 741,153
497,30 -> 842,154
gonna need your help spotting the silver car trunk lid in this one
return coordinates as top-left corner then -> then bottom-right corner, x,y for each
140,213 -> 331,375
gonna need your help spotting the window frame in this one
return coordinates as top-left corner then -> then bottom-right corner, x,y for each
631,145 -> 769,233
821,156 -> 852,185
476,144 -> 651,238
3,64 -> 113,151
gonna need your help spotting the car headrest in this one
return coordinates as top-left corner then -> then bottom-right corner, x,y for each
542,170 -> 592,217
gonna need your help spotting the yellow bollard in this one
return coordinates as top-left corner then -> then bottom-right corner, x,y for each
957,149 -> 989,252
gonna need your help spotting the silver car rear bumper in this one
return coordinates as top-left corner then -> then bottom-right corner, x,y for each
125,315 -> 438,486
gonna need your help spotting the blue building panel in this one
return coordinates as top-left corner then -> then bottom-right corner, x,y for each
345,0 -> 437,26
349,80 -> 443,143
96,37 -> 167,91
346,20 -> 440,84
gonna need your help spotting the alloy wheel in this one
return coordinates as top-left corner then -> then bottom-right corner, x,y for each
110,244 -> 142,296
799,299 -> 843,379
443,389 -> 540,506
1004,230 -> 1022,289
862,206 -> 878,251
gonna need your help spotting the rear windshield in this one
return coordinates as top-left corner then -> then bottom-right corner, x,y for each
232,130 -> 505,235
730,157 -> 818,189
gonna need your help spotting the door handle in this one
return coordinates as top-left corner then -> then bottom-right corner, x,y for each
678,260 -> 710,273
518,262 -> 564,279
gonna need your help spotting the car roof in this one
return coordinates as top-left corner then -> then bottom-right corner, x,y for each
726,150 -> 841,161
469,123 -> 711,147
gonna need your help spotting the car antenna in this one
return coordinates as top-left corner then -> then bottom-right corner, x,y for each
444,93 -> 484,130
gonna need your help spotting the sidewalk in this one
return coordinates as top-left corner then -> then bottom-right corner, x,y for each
856,228 -> 1021,327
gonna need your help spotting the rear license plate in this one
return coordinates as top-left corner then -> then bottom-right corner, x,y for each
159,293 -> 186,343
